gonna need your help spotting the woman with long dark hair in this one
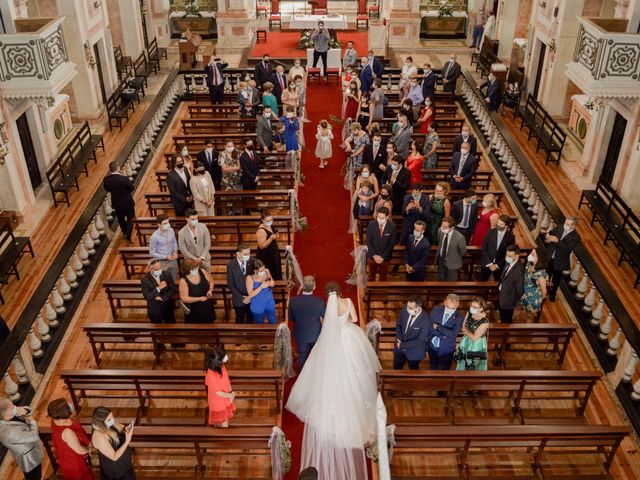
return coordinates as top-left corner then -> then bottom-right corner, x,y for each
205,344 -> 236,427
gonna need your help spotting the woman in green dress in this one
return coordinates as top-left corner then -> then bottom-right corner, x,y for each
426,182 -> 451,245
456,297 -> 489,371
422,122 -> 440,170
262,82 -> 278,117
521,248 -> 550,319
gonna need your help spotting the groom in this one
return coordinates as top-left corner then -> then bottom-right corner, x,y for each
288,275 -> 325,370
393,295 -> 430,370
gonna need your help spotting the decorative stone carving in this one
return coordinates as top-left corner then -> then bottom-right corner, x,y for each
43,26 -> 68,74
0,43 -> 38,80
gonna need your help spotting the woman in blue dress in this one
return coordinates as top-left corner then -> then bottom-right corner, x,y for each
245,259 -> 277,324
280,106 -> 300,152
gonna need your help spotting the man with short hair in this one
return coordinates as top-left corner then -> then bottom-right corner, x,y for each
342,40 -> 358,70
178,209 -> 212,273
254,53 -> 273,89
452,188 -> 479,243
362,130 -> 387,181
478,72 -> 501,111
442,53 -> 461,95
359,56 -> 374,93
226,242 -> 255,324
149,213 -> 179,280
421,63 -> 436,101
103,161 -> 135,243
311,21 -> 331,77
427,294 -> 463,370
405,220 -> 430,282
544,216 -> 581,302
257,106 -> 274,153
205,56 -> 228,104
471,7 -> 487,49
167,154 -> 193,217
271,65 -> 288,103
401,184 -> 430,243
498,243 -> 525,323
392,114 -> 413,159
368,50 -> 384,78
196,139 -> 222,190
452,125 -> 478,156
393,296 -> 430,370
436,216 -> 467,281
449,141 -> 477,190
479,214 -> 515,281
366,206 -> 396,281
383,155 -> 412,215
0,398 -> 43,480
288,275 -> 325,369
141,258 -> 177,323
240,137 -> 261,190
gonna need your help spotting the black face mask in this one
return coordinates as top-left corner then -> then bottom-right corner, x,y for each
381,193 -> 390,199
196,168 -> 205,174
176,162 -> 184,169
246,144 -> 254,151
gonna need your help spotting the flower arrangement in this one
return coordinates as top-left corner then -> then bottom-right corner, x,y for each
279,434 -> 292,473
584,98 -> 594,111
183,1 -> 202,17
298,30 -> 342,50
438,1 -> 454,17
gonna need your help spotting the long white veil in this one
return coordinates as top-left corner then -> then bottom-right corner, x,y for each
286,292 -> 380,479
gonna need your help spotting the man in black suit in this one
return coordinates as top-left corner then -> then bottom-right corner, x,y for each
498,244 -> 525,323
544,216 -> 581,302
400,184 -> 430,243
451,188 -> 478,243
427,294 -> 463,370
382,155 -> 412,215
226,242 -> 256,324
204,57 -> 227,104
196,139 -> 222,191
393,296 -> 430,370
167,155 -> 193,216
366,206 -> 396,281
140,258 -> 176,323
288,275 -> 325,369
362,131 -> 387,181
404,220 -> 430,281
479,214 -> 515,281
478,72 -> 501,111
103,161 -> 135,242
254,54 -> 273,89
239,138 -> 261,190
421,63 -> 436,102
452,125 -> 478,156
449,143 -> 476,190
271,65 -> 288,103
441,53 -> 462,95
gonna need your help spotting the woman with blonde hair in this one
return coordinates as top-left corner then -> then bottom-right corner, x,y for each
427,182 -> 451,245
91,406 -> 135,479
471,193 -> 500,247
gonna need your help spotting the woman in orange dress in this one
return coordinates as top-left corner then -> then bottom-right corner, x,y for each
471,193 -> 500,247
205,345 -> 236,427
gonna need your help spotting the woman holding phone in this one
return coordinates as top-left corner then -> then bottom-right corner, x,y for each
179,258 -> 216,323
91,406 -> 135,480
245,259 -> 277,324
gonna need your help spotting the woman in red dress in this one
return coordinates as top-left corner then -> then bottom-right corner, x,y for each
405,140 -> 424,186
471,193 -> 501,247
205,345 -> 236,427
48,398 -> 93,480
416,97 -> 434,135
343,80 -> 361,121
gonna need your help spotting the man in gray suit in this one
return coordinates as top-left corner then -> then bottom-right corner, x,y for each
256,105 -> 274,153
0,398 -> 43,480
342,40 -> 358,70
178,209 -> 212,273
436,216 -> 467,281
392,113 -> 413,159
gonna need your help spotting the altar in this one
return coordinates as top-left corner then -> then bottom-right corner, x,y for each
420,10 -> 468,38
289,14 -> 348,30
305,48 -> 341,74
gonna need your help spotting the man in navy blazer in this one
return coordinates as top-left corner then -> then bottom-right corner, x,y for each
421,64 -> 436,101
405,220 -> 430,281
400,185 -> 431,243
226,242 -> 256,324
359,56 -> 374,93
271,66 -> 288,103
451,189 -> 479,243
427,294 -> 463,370
393,296 -> 430,370
449,143 -> 476,190
478,73 -> 501,111
288,275 -> 325,369
366,206 -> 396,281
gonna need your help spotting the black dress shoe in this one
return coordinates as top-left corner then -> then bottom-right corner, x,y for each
548,295 -> 556,302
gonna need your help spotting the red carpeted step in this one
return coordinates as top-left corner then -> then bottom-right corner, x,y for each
251,31 -> 368,60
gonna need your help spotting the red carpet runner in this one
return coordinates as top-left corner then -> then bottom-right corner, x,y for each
281,81 -> 358,478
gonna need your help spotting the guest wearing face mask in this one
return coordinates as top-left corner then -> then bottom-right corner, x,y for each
404,220 -> 430,282
240,138 -> 261,190
417,97 -> 434,135
219,140 -> 242,192
91,406 -> 134,480
393,296 -> 430,370
254,53 -> 273,89
149,214 -> 179,281
246,259 -> 277,324
47,398 -> 93,480
427,294 -> 463,370
471,193 -> 500,247
398,99 -> 415,126
190,162 -> 216,216
403,78 -> 424,120
452,188 -> 479,244
401,184 -> 430,243
478,72 -> 501,111
227,243 -> 255,324
176,142 -> 194,175
281,82 -> 299,115
178,209 -> 212,273
167,154 -> 193,216
479,214 -> 515,281
0,399 -> 43,480
342,40 -> 358,70
257,105 -> 275,153
238,81 -> 259,118
363,130 -> 388,180
383,155 -> 411,215
289,59 -> 307,84
359,56 -> 374,93
293,75 -> 308,121
455,297 -> 489,371
453,125 -> 478,156
498,244 -> 525,324
449,141 -> 477,190
205,56 -> 228,104
521,248 -> 549,320
355,164 -> 379,200
423,122 -> 440,170
271,65 -> 288,103
311,21 -> 331,78
179,257 -> 215,324
344,122 -> 370,169
399,56 -> 418,95
280,106 -> 300,152
374,184 -> 394,214
261,82 -> 278,117
436,216 -> 467,281
544,216 -> 581,302
344,80 -> 361,121
371,79 -> 386,119
406,140 -> 424,187
426,182 -> 452,245
366,206 -> 396,281
205,344 -> 236,427
141,258 -> 177,323
357,92 -> 374,129
197,139 -> 222,191
392,113 -> 413,159
441,53 -> 462,97
256,210 -> 282,280
421,63 -> 436,102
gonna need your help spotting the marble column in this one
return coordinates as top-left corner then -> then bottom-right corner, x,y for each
496,0 -> 519,60
382,0 -> 421,50
575,98 -> 610,185
215,0 -> 255,52
105,0 -> 145,57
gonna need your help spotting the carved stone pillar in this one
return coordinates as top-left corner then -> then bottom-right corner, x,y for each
105,0 -> 145,57
576,98 -> 609,182
496,0 -> 519,59
382,0 -> 421,50
216,0 -> 255,52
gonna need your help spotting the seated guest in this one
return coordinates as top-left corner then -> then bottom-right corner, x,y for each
362,130 -> 388,180
0,398 -> 43,480
366,206 -> 396,281
436,216 -> 467,281
479,214 -> 514,281
256,210 -> 282,280
452,188 -> 479,243
47,398 -> 92,480
288,275 -> 325,369
427,293 -> 463,370
246,259 -> 277,324
401,183 -> 430,243
240,137 -> 261,190
257,106 -> 274,153
382,155 -> 411,215
227,243 -> 255,324
471,193 -> 501,247
405,140 -> 424,187
178,209 -> 212,273
196,139 -> 222,191
190,162 -> 216,216
478,72 -> 501,111
498,244 -> 525,324
393,295 -> 430,370
141,258 -> 176,323
404,220 -> 430,282
149,214 -> 179,280
521,248 -> 549,319
449,141 -> 476,190
167,154 -> 193,216
544,216 -> 581,302
91,406 -> 134,480
179,258 -> 215,324
456,297 -> 489,371
205,345 -> 236,427
452,124 -> 478,156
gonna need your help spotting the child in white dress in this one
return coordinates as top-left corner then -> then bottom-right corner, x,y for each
315,119 -> 333,168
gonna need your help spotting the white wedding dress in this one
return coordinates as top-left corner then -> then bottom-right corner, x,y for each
286,293 -> 381,479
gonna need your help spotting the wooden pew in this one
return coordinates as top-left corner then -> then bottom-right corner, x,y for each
163,151 -> 290,170
83,322 -> 279,366
154,169 -> 296,191
181,118 -> 257,135
188,104 -> 249,118
172,133 -> 256,151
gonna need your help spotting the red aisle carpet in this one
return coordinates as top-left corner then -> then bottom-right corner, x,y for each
251,31 -> 368,59
280,81 -> 359,478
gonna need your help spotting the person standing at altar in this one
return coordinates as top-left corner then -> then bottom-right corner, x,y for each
271,65 -> 288,104
205,56 -> 227,104
255,54 -> 273,89
342,40 -> 358,70
311,21 -> 331,78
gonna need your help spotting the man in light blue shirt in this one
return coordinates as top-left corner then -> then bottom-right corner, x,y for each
149,213 -> 179,280
404,79 -> 424,119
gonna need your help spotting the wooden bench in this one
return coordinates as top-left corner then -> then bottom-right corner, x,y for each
181,118 -> 258,135
0,223 -> 34,304
170,133 -> 258,151
155,169 -> 295,191
130,51 -> 157,95
146,37 -> 167,71
578,179 -> 640,288
113,45 -> 132,80
106,85 -> 135,131
187,103 -> 245,118
162,152 -> 290,170
473,38 -> 499,78
514,93 -> 567,164
83,322 -> 279,366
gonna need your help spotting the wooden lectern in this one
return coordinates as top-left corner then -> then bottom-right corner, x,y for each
179,28 -> 202,69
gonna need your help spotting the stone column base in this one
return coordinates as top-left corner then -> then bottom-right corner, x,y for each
216,13 -> 255,50
385,17 -> 421,49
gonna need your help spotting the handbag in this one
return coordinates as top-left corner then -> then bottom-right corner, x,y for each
178,299 -> 191,315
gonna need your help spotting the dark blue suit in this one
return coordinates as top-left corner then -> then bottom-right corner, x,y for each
360,63 -> 374,93
421,71 -> 436,101
449,152 -> 476,190
271,72 -> 288,102
288,293 -> 325,369
451,198 -> 479,244
427,306 -> 463,370
480,78 -> 501,111
400,193 -> 431,243
393,308 -> 430,370
404,234 -> 430,281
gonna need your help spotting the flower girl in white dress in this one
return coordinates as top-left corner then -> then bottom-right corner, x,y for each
315,119 -> 333,168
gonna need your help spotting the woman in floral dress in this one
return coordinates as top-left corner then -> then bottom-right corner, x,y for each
423,122 -> 440,170
219,140 -> 242,191
521,247 -> 550,318
426,182 -> 451,245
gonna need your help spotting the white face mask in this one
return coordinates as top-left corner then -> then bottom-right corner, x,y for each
373,140 -> 381,146
105,418 -> 115,428
222,354 -> 229,363
287,112 -> 294,118
161,223 -> 170,231
444,306 -> 455,315
505,255 -> 515,264
264,112 -> 271,118
258,270 -> 266,277
563,224 -> 572,232
441,227 -> 449,235
190,268 -> 199,276
152,269 -> 162,277
361,171 -> 370,178
413,230 -> 423,239
391,164 -> 399,171
462,131 -> 469,138
469,307 -> 480,315
295,62 -> 301,67
264,220 -> 273,227
425,100 -> 431,106
206,147 -> 213,153
190,219 -> 198,227
527,253 -> 536,263
225,146 -> 234,153
377,218 -> 386,226
181,148 -> 189,157
407,307 -> 420,316
242,254 -> 250,262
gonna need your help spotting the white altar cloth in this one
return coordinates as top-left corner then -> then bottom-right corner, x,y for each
289,14 -> 348,29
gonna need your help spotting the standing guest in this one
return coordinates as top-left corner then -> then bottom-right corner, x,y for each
363,130 -> 387,179
294,75 -> 308,121
416,97 -> 434,135
452,188 -> 479,243
149,214 -> 179,280
359,56 -> 374,93
355,180 -> 375,218
219,139 -> 242,191
478,72 -> 501,111
48,398 -> 93,480
178,209 -> 212,273
441,53 -> 462,96
427,294 -> 463,370
367,50 -> 384,78
343,80 -> 361,121
91,406 -> 134,480
398,56 -> 418,94
289,275 -> 325,369
342,67 -> 361,109
423,122 -> 440,170
436,216 -> 467,281
257,105 -> 275,153
401,184 -> 430,243
498,244 -> 525,324
344,122 -> 370,169
315,119 -> 333,168
190,162 -> 216,216
398,98 -> 415,126
453,125 -> 478,156
103,161 -> 135,243
272,65 -> 288,103
357,92 -> 373,128
0,399 -> 43,480
288,59 -> 307,84
521,248 -> 550,318
471,193 -> 500,247
246,259 -> 277,324
254,54 -> 273,89
141,258 -> 176,323
299,466 -> 319,480
406,140 -> 424,186
426,182 -> 451,245
342,40 -> 358,70
281,82 -> 299,115
272,123 -> 286,151
371,79 -> 386,119
205,56 -> 227,104
456,297 -> 489,371
167,154 -> 193,216
311,21 -> 331,77
176,143 -> 194,175
240,137 -> 261,190
449,141 -> 476,190
392,113 -> 413,159
256,210 -> 282,280
280,106 -> 300,152
248,80 -> 261,113
238,81 -> 257,118
196,139 -> 222,191
205,345 -> 236,427
470,7 -> 487,49
403,79 -> 424,118
393,296 -> 430,370
179,258 -> 215,323
227,243 -> 255,324
479,214 -> 514,281
374,184 -> 394,214
383,155 -> 411,215
262,82 -> 279,117
544,216 -> 581,302
404,220 -> 430,282
366,206 -> 396,281
420,63 -> 436,101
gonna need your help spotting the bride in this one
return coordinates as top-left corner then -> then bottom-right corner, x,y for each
286,281 -> 381,479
